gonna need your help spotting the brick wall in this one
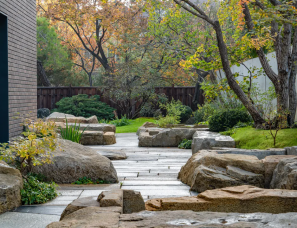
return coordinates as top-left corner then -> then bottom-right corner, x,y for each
0,0 -> 37,139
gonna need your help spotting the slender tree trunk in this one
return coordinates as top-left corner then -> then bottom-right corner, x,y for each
88,73 -> 93,86
213,21 -> 266,126
37,60 -> 51,86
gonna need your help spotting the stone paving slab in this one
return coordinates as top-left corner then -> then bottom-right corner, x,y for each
122,181 -> 186,186
121,185 -> 190,190
13,206 -> 66,215
0,212 -> 60,228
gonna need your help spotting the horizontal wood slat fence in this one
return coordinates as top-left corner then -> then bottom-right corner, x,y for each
37,86 -> 202,113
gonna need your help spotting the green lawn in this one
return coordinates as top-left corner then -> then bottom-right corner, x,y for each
116,118 -> 156,133
229,126 -> 297,149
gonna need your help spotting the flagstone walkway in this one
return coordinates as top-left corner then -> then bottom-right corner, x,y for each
0,133 -> 193,228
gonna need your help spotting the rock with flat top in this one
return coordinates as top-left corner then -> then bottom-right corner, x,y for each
60,196 -> 100,220
46,112 -> 98,124
192,131 -> 235,154
178,151 -> 264,192
103,132 -> 116,145
146,185 -> 297,213
47,206 -> 121,228
80,131 -> 104,145
31,139 -> 118,184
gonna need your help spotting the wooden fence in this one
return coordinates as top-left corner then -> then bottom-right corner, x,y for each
37,86 -> 203,114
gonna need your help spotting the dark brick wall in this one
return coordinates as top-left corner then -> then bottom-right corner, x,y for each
0,0 -> 37,139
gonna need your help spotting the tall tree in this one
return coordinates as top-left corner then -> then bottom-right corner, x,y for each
168,0 -> 297,126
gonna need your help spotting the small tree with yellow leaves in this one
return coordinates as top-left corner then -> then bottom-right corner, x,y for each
0,119 -> 58,175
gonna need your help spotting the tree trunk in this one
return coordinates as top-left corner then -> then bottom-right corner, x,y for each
37,60 -> 51,86
213,21 -> 266,126
88,73 -> 93,86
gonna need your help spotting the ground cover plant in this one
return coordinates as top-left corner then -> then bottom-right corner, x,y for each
109,115 -> 131,127
178,139 -> 192,149
225,126 -> 297,149
72,177 -> 110,185
53,94 -> 115,121
21,174 -> 58,205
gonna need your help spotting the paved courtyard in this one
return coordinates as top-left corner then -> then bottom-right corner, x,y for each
0,133 -> 193,228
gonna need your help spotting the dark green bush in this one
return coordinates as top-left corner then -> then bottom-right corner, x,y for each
21,175 -> 58,205
178,139 -> 192,149
209,109 -> 252,132
53,94 -> 115,121
180,106 -> 193,123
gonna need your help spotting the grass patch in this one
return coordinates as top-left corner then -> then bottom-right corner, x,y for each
116,117 -> 156,133
228,126 -> 297,149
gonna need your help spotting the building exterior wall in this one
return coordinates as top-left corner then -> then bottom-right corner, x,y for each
0,0 -> 37,139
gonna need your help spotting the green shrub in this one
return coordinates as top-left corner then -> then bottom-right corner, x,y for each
209,109 -> 252,132
72,177 -> 110,185
21,175 -> 58,205
179,106 -> 193,123
194,103 -> 217,123
59,119 -> 85,143
110,116 -> 131,127
178,139 -> 192,149
53,94 -> 115,121
156,116 -> 179,128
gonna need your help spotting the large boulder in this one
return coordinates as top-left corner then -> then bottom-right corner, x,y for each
31,139 -> 118,184
262,155 -> 297,188
178,151 -> 265,192
138,128 -> 198,147
0,161 -> 23,214
270,157 -> 297,189
146,185 -> 297,214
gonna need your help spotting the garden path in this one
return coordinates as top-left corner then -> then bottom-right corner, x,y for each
0,133 -> 193,228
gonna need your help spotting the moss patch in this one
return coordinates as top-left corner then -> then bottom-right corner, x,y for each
228,126 -> 297,149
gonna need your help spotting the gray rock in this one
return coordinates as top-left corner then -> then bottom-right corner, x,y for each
214,147 -> 286,159
262,155 -> 297,188
119,210 -> 297,227
123,190 -> 145,214
270,157 -> 297,189
68,123 -> 116,133
98,151 -> 127,160
0,161 -> 23,214
138,128 -> 198,147
46,112 -> 75,122
31,139 -> 118,184
286,146 -> 297,156
192,131 -> 235,154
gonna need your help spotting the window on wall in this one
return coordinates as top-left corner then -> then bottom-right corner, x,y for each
0,13 -> 8,142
